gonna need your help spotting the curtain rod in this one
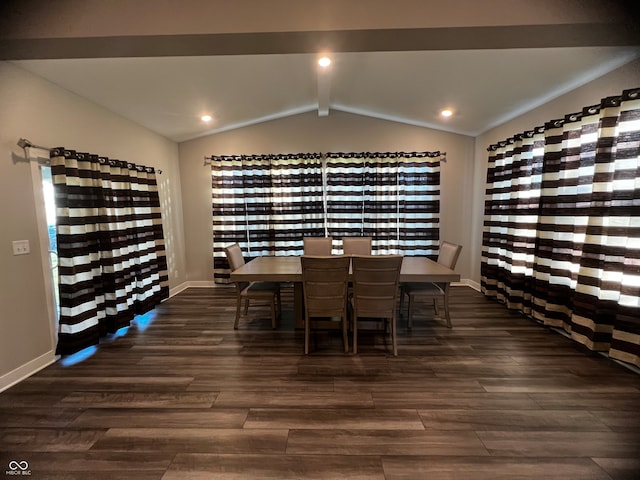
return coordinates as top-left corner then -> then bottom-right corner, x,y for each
203,151 -> 447,165
16,138 -> 52,167
17,138 -> 52,152
16,138 -> 162,174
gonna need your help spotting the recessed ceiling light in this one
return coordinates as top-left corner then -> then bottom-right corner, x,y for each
201,114 -> 212,122
440,109 -> 453,118
318,56 -> 332,68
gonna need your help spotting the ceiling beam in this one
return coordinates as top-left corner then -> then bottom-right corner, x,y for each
2,24 -> 639,60
317,65 -> 331,117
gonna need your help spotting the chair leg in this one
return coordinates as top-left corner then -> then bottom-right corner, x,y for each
391,314 -> 397,356
433,298 -> 439,316
443,294 -> 452,328
407,295 -> 414,330
234,296 -> 243,329
304,314 -> 310,355
353,312 -> 358,355
342,310 -> 349,353
276,289 -> 282,317
270,299 -> 277,329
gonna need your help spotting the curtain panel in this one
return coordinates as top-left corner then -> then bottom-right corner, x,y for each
482,87 -> 640,368
325,152 -> 440,255
51,148 -> 169,355
211,153 -> 325,283
212,151 -> 441,283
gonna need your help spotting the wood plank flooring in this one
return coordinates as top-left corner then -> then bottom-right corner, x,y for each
1,286 -> 639,479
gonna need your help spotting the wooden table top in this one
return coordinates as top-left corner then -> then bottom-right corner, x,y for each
230,255 -> 460,283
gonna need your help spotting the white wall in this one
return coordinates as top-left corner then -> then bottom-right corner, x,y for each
469,59 -> 640,283
178,110 -> 476,283
0,61 -> 187,391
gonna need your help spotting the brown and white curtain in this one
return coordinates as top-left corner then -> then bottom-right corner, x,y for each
212,150 -> 442,283
211,153 -> 325,283
325,152 -> 441,255
51,148 -> 169,355
482,87 -> 640,368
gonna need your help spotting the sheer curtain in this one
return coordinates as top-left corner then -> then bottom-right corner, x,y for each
482,87 -> 640,368
51,147 -> 169,355
211,153 -> 324,283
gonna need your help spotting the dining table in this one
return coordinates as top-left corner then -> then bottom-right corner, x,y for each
229,255 -> 460,328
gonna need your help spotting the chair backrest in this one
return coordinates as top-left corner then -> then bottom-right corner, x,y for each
303,237 -> 333,255
437,241 -> 462,270
224,243 -> 246,271
351,255 -> 403,319
224,244 -> 248,290
343,236 -> 372,255
301,255 -> 350,318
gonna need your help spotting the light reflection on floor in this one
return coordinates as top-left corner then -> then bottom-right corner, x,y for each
133,310 -> 156,331
60,345 -> 98,367
59,311 -> 157,366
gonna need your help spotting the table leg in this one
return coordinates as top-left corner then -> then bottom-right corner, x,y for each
294,282 -> 304,328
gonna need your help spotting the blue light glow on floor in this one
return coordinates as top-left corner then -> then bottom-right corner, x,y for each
106,326 -> 130,340
133,311 -> 157,331
60,345 -> 98,367
58,311 -> 157,366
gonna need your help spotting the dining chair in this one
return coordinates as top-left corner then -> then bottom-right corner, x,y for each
224,243 -> 281,330
400,241 -> 462,329
351,255 -> 403,356
343,236 -> 372,255
301,255 -> 350,354
303,236 -> 333,255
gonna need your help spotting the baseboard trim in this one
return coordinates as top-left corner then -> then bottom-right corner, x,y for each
465,279 -> 481,291
169,281 -> 219,298
169,282 -> 190,298
453,279 -> 481,292
185,281 -> 218,288
173,280 -> 479,293
0,350 -> 57,393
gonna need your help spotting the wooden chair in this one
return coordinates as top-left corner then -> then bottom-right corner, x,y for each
400,241 -> 462,329
224,244 -> 281,329
303,236 -> 333,255
301,255 -> 350,354
351,255 -> 403,356
343,236 -> 372,255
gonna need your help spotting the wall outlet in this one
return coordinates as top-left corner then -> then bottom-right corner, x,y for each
12,240 -> 30,255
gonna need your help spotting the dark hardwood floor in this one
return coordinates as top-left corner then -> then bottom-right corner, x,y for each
1,286 -> 639,479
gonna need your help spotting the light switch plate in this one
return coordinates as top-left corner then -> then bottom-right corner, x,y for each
12,240 -> 30,255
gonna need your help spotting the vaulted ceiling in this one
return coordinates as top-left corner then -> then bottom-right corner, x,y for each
2,0 -> 639,143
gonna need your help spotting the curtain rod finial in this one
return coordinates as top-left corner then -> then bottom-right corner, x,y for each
17,138 -> 32,149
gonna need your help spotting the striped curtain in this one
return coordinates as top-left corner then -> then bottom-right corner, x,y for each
324,153 -> 366,244
51,147 -> 169,356
325,152 -> 441,255
482,87 -> 640,368
481,127 -> 545,312
211,153 -> 324,283
397,153 -> 441,256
